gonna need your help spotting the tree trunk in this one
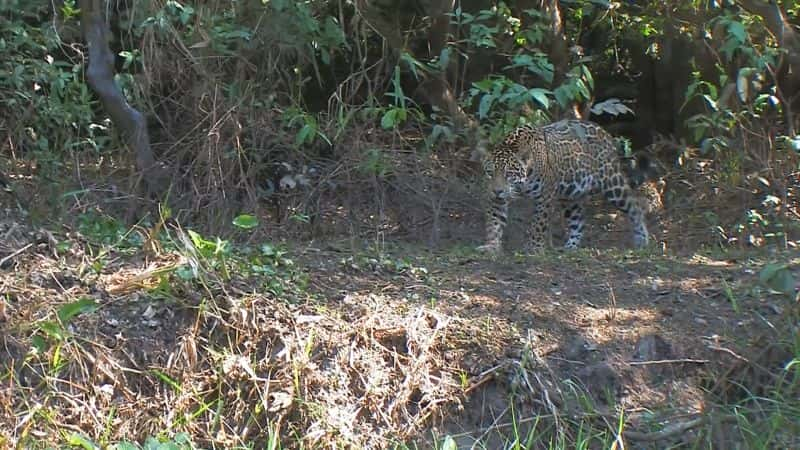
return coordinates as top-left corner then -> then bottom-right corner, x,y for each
79,0 -> 165,191
736,0 -> 800,134
543,0 -> 579,119
356,0 -> 475,132
423,0 -> 454,59
416,0 -> 475,131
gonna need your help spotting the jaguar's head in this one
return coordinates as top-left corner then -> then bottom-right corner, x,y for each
491,149 -> 527,180
483,148 -> 528,198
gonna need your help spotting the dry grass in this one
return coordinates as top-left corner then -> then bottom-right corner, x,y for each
1,173 -> 800,449
2,120 -> 800,448
2,2 -> 799,448
0,217 -> 467,448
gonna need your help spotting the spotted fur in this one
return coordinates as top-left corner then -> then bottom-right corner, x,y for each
477,119 -> 650,254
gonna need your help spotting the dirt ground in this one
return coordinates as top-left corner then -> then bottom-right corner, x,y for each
1,163 -> 799,448
299,241 -> 797,446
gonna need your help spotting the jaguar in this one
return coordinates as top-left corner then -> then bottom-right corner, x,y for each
476,119 -> 651,254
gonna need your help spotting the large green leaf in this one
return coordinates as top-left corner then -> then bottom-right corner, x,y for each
529,88 -> 550,109
67,433 -> 100,450
58,297 -> 98,324
232,214 -> 259,230
759,263 -> 796,296
478,94 -> 495,119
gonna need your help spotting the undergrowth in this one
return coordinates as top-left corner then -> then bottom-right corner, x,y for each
4,209 -> 797,449
1,1 -> 799,449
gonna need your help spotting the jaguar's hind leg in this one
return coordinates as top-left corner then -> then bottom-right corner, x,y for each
563,200 -> 585,249
602,177 -> 649,247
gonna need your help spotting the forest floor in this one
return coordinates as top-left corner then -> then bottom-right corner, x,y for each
1,170 -> 799,449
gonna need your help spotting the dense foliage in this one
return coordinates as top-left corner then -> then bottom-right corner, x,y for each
1,2 -> 799,449
0,0 -> 798,235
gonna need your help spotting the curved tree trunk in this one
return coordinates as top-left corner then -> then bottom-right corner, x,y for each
736,0 -> 799,134
79,0 -> 164,191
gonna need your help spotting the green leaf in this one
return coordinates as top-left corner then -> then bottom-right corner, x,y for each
381,107 -> 406,129
58,297 -> 98,324
759,263 -> 797,296
400,52 -> 423,79
110,442 -> 139,450
472,78 -> 494,92
232,214 -> 259,230
380,108 -> 398,129
143,437 -> 161,450
581,64 -> 594,90
478,94 -> 494,119
509,54 -> 534,69
260,243 -> 276,256
770,270 -> 796,296
727,20 -> 747,44
150,369 -> 182,392
759,263 -> 788,284
441,435 -> 458,450
173,432 -> 192,445
576,79 -> 591,100
528,88 -> 550,109
67,433 -> 100,450
31,334 -> 49,353
296,123 -> 314,146
175,265 -> 196,281
156,443 -> 180,450
438,47 -> 451,71
39,321 -> 67,341
692,123 -> 706,143
554,85 -> 572,108
188,230 -> 213,250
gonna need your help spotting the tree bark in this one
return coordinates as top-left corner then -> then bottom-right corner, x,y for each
423,0 -> 455,59
736,0 -> 800,50
736,0 -> 800,133
546,0 -> 568,81
543,0 -> 579,119
79,0 -> 163,191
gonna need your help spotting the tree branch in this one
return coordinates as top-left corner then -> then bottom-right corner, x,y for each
79,0 -> 163,191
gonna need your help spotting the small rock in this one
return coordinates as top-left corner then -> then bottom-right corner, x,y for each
142,305 -> 157,320
632,333 -> 673,362
564,336 -> 598,361
576,362 -> 621,403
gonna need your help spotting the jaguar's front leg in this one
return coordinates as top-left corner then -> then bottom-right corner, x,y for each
477,187 -> 509,255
